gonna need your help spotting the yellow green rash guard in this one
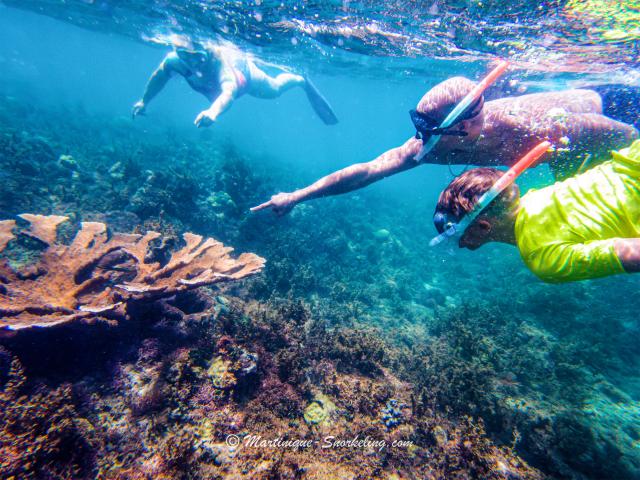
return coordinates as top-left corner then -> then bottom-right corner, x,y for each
515,140 -> 640,283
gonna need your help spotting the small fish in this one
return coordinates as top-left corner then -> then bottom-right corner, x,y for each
96,265 -> 136,273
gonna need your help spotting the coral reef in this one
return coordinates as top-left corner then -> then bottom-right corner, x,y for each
208,356 -> 237,390
303,393 -> 337,427
381,399 -> 407,430
1,92 -> 638,479
0,347 -> 98,479
0,214 -> 264,333
0,262 -> 544,480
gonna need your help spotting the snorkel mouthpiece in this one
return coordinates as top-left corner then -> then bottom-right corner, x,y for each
429,140 -> 552,248
414,60 -> 509,162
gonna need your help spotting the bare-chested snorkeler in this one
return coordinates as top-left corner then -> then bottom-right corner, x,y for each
132,37 -> 338,127
252,75 -> 639,216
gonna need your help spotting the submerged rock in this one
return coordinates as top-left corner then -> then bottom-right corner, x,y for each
208,356 -> 237,390
303,393 -> 337,427
373,228 -> 391,240
58,154 -> 77,170
431,425 -> 448,447
207,347 -> 259,392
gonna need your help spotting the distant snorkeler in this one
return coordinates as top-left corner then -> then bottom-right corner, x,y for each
252,65 -> 638,216
433,139 -> 640,283
132,36 -> 338,127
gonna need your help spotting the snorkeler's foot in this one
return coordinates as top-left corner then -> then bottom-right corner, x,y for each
304,79 -> 338,125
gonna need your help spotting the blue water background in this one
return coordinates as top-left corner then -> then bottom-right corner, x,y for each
2,2 -> 640,477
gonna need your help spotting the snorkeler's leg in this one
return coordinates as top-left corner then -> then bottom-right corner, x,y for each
592,84 -> 640,129
248,62 -> 305,98
248,63 -> 338,124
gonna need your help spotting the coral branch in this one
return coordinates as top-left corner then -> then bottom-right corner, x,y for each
0,214 -> 265,333
18,213 -> 68,245
0,220 -> 15,251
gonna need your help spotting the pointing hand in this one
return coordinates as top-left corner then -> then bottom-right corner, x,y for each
251,192 -> 298,217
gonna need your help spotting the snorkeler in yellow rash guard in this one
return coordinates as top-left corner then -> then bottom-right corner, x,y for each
132,37 -> 338,127
433,139 -> 640,283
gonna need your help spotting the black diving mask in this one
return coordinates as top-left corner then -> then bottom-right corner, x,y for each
433,211 -> 456,234
409,95 -> 483,142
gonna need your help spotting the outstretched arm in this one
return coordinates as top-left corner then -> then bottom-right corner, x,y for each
251,137 -> 422,215
194,51 -> 239,127
194,76 -> 237,127
132,53 -> 182,117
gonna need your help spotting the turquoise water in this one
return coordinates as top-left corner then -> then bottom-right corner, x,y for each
1,2 -> 639,479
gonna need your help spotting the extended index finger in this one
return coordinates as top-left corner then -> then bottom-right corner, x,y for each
250,200 -> 273,212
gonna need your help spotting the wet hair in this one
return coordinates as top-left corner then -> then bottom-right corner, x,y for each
434,168 -> 519,233
417,77 -> 483,125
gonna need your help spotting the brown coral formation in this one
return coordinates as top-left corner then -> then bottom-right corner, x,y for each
0,214 -> 264,333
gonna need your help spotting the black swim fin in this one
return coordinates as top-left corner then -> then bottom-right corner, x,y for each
304,79 -> 338,125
